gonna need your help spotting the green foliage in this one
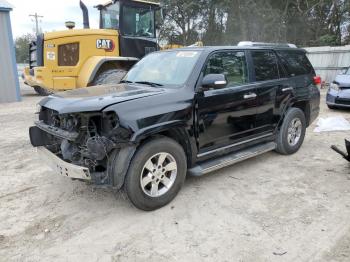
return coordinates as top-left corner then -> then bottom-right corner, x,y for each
159,0 -> 350,47
15,33 -> 35,64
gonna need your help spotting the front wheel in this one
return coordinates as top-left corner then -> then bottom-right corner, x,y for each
125,137 -> 187,211
275,108 -> 306,155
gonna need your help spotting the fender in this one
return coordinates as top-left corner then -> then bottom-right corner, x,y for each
130,120 -> 187,143
77,56 -> 139,88
130,120 -> 197,167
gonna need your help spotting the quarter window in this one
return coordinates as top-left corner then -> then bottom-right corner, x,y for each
251,51 -> 279,81
276,50 -> 314,76
204,51 -> 248,87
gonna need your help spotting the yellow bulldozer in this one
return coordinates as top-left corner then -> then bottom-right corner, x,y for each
23,0 -> 161,95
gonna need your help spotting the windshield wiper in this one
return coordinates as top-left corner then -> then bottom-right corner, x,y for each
134,81 -> 163,87
120,80 -> 133,84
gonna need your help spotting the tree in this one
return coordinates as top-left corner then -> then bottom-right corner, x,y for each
158,0 -> 350,47
15,33 -> 35,64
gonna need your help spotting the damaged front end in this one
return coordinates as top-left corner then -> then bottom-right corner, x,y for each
29,106 -> 134,186
331,139 -> 350,162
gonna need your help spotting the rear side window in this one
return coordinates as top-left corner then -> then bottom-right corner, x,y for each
276,50 -> 314,76
251,50 -> 279,81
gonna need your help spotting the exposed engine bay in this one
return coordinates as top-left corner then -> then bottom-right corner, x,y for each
30,107 -> 131,183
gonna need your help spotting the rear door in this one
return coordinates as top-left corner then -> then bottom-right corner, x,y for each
250,50 -> 293,134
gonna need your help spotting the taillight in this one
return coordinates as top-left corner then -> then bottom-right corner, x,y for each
313,76 -> 321,86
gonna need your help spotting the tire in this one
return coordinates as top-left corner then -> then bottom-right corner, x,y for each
33,86 -> 53,96
91,69 -> 127,85
125,137 -> 187,211
275,108 -> 306,155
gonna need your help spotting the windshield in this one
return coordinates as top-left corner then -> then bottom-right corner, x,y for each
124,51 -> 202,86
101,3 -> 120,29
122,5 -> 155,38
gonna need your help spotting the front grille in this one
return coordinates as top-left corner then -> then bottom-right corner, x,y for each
29,41 -> 37,69
335,98 -> 350,106
29,34 -> 44,69
58,43 -> 79,66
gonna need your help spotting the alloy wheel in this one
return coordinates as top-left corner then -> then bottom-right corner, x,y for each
140,152 -> 178,197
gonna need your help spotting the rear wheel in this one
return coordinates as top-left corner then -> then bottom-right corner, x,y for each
91,69 -> 127,85
275,108 -> 306,155
33,86 -> 52,96
125,137 -> 187,211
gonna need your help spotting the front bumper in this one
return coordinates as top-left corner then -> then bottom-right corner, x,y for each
37,146 -> 91,180
326,88 -> 350,108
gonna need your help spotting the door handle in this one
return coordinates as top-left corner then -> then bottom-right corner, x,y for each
282,87 -> 294,92
243,93 -> 257,99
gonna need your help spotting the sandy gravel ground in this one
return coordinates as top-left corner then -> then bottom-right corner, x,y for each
0,83 -> 350,262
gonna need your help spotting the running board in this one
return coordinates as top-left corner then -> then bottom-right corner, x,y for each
188,142 -> 276,176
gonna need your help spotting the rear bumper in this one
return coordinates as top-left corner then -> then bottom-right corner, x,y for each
37,146 -> 91,180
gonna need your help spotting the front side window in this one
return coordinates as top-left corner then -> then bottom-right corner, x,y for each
101,3 -> 120,29
124,50 -> 201,86
204,51 -> 248,87
122,6 -> 155,38
251,50 -> 279,81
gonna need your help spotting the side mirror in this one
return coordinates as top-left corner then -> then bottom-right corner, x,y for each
202,74 -> 227,90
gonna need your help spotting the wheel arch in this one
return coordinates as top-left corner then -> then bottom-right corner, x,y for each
291,100 -> 311,127
76,56 -> 139,88
109,124 -> 195,190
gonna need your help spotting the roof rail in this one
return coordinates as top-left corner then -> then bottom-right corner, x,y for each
237,41 -> 297,48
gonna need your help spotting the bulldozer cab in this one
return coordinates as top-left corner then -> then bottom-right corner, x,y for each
97,0 -> 159,58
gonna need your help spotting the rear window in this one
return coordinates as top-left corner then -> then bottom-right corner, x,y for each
276,50 -> 314,76
251,50 -> 279,81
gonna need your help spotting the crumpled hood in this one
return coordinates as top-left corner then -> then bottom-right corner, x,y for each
39,84 -> 165,114
335,74 -> 350,87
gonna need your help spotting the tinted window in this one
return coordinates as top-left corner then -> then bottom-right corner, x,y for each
276,50 -> 314,76
122,6 -> 155,38
204,51 -> 248,87
101,3 -> 120,29
251,51 -> 279,81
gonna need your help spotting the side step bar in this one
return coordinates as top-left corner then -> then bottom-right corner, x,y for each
188,142 -> 276,176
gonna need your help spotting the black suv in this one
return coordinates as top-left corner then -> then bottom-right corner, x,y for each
29,43 -> 320,210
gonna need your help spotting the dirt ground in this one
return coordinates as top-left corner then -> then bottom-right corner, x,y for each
0,83 -> 350,262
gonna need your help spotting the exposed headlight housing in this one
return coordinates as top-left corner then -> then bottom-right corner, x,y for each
58,43 -> 79,66
330,82 -> 340,91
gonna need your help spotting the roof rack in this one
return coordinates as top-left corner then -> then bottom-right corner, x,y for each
237,41 -> 297,48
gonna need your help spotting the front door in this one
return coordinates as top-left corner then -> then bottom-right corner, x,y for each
196,50 -> 258,154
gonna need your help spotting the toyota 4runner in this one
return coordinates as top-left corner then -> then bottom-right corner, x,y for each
29,42 -> 320,210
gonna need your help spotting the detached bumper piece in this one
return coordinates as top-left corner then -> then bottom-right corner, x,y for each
34,121 -> 79,141
37,146 -> 91,180
331,139 -> 350,162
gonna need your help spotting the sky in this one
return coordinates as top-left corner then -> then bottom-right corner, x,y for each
8,0 -> 101,38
